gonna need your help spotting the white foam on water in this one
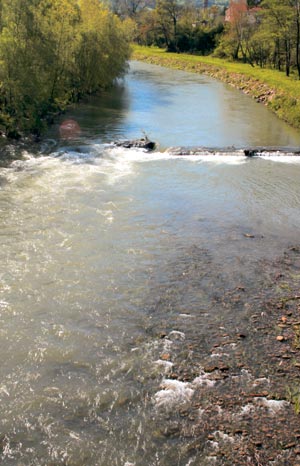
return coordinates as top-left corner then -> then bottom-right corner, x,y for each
1,436 -> 13,459
166,151 -> 247,165
239,403 -> 255,416
113,147 -> 300,168
192,369 -> 216,388
198,408 -> 206,418
212,431 -> 235,443
185,457 -> 196,466
69,431 -> 81,441
109,147 -> 169,163
207,440 -> 219,451
255,397 -> 289,413
168,330 -> 186,341
227,342 -> 237,349
232,368 -> 252,382
210,352 -> 229,358
1,145 -> 140,189
239,397 -> 289,418
216,405 -> 223,415
162,338 -> 173,351
153,359 -> 174,371
153,379 -> 194,409
2,145 -> 300,194
153,366 -> 218,409
260,154 -> 300,163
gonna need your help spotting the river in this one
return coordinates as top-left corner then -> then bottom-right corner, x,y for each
1,61 -> 300,466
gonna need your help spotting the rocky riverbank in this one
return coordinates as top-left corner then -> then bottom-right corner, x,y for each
132,47 -> 300,131
148,243 -> 300,465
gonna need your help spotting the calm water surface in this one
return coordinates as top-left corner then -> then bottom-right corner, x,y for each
1,62 -> 300,465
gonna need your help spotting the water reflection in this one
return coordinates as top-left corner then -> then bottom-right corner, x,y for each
48,83 -> 131,143
46,61 -> 300,150
125,62 -> 300,148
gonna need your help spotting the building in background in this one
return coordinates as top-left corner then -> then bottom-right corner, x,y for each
225,0 -> 247,22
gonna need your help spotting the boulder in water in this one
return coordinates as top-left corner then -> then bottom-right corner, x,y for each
244,149 -> 258,157
115,137 -> 155,151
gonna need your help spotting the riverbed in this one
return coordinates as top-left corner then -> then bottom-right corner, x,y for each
1,61 -> 300,465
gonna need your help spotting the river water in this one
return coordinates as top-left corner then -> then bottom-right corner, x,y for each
1,61 -> 300,466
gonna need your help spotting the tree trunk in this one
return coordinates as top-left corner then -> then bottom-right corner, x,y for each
296,10 -> 300,79
285,39 -> 290,77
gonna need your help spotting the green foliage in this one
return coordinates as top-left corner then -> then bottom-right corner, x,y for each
0,0 -> 131,137
287,385 -> 300,414
133,0 -> 224,54
247,0 -> 262,6
216,0 -> 300,77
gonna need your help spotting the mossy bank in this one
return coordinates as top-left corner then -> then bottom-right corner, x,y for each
132,46 -> 300,131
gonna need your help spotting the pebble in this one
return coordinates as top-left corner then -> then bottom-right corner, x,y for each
253,440 -> 263,447
282,442 -> 296,449
204,364 -> 218,373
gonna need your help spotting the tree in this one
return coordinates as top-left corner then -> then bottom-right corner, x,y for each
216,0 -> 258,62
293,0 -> 300,78
247,0 -> 262,6
111,0 -> 151,18
0,0 -> 131,136
156,0 -> 182,51
261,0 -> 294,76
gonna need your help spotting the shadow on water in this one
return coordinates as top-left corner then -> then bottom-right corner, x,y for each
46,82 -> 132,145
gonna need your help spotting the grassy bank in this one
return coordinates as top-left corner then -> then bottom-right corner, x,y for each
132,45 -> 300,131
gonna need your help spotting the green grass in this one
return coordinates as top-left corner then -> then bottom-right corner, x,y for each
287,385 -> 300,414
132,45 -> 300,130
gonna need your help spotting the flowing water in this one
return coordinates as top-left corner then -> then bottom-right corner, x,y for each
1,61 -> 300,465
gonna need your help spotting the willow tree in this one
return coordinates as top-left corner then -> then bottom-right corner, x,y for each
0,0 -> 131,136
0,0 -> 45,133
75,0 -> 130,95
33,0 -> 81,104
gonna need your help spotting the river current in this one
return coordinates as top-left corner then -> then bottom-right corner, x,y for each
1,62 -> 300,465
